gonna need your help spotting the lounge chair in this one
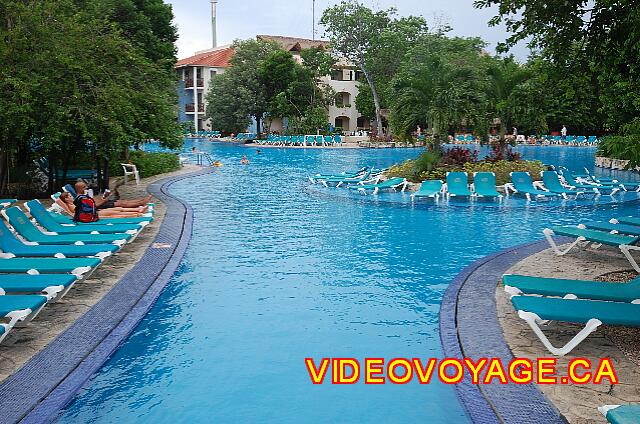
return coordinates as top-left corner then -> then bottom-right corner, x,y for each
599,405 -> 640,424
472,172 -> 503,200
350,177 -> 407,195
26,200 -> 146,235
0,256 -> 99,276
617,216 -> 640,226
582,220 -> 640,237
0,220 -> 116,260
411,180 -> 443,202
540,171 -> 585,198
309,167 -> 368,184
0,274 -> 79,300
560,169 -> 620,195
445,172 -> 472,198
318,170 -> 375,188
0,199 -> 16,209
2,207 -> 129,246
503,274 -> 640,304
506,172 -> 560,200
49,193 -> 153,225
510,295 -> 640,356
0,295 -> 49,343
543,225 -> 640,272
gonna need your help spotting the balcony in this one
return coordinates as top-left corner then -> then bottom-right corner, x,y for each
185,78 -> 194,88
185,103 -> 204,113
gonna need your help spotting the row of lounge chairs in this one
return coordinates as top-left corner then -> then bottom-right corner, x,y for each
504,219 -> 640,422
0,196 -> 153,344
256,135 -> 343,147
185,130 -> 222,138
309,166 -> 640,202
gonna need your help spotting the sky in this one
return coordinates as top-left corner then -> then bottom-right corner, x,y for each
165,0 -> 530,61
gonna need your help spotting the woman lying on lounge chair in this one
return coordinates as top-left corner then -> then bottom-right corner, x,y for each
58,193 -> 148,218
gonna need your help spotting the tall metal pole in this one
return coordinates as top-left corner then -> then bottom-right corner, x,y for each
211,0 -> 218,48
312,0 -> 316,40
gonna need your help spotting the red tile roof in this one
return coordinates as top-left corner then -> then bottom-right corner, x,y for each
175,46 -> 234,68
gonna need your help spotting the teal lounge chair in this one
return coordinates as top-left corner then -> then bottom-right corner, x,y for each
560,169 -> 619,195
503,274 -> 640,304
0,220 -> 117,260
510,295 -> 640,356
543,225 -> 640,272
26,200 -> 146,235
0,199 -> 16,209
472,172 -> 503,200
445,172 -> 472,198
0,295 -> 49,343
582,220 -> 640,237
318,170 -> 374,188
310,167 -> 368,184
540,171 -> 585,198
599,405 -> 640,424
50,194 -> 153,225
0,257 -> 99,276
507,172 -> 560,200
0,274 -> 79,300
2,207 -> 129,246
617,216 -> 640,227
411,180 -> 443,202
350,177 -> 407,195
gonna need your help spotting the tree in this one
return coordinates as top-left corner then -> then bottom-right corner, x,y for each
206,73 -> 254,134
321,1 -> 397,135
474,0 -> 640,133
389,35 -> 490,145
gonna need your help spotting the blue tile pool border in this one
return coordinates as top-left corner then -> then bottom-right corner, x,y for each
0,168 -> 215,424
440,239 -> 570,424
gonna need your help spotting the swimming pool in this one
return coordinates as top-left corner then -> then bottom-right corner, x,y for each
59,143 -> 640,423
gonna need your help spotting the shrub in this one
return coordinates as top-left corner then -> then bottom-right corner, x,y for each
598,136 -> 640,168
387,151 -> 441,182
486,145 -> 522,162
116,151 -> 181,179
442,148 -> 478,165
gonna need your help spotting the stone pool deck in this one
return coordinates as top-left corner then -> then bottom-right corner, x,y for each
0,164 -> 211,424
499,247 -> 640,424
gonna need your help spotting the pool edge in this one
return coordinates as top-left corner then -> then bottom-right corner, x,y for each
440,240 -> 570,424
0,168 -> 214,424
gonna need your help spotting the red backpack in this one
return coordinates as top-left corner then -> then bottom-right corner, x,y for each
73,194 -> 99,223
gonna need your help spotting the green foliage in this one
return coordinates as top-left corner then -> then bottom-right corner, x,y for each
597,136 -> 640,169
475,0 -> 640,134
123,152 -> 180,179
0,0 -> 181,194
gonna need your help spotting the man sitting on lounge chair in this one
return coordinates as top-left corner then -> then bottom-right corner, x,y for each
75,181 -> 151,210
59,193 -> 147,218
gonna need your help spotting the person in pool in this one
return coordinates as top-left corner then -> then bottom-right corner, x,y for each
58,192 -> 148,218
241,155 -> 250,165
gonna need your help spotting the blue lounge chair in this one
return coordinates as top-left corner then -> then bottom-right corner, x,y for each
2,207 -> 129,246
350,177 -> 407,195
49,193 -> 153,225
318,170 -> 374,188
411,180 -> 443,202
503,274 -> 640,304
310,167 -> 368,184
0,220 -> 117,260
543,225 -> 640,272
560,169 -> 620,195
582,219 -> 640,237
26,200 -> 146,235
472,172 -> 502,199
0,256 -> 99,275
507,172 -> 560,200
599,405 -> 640,424
0,199 -> 16,209
0,274 -> 79,300
510,295 -> 640,356
0,295 -> 49,343
540,171 -> 585,198
445,172 -> 472,198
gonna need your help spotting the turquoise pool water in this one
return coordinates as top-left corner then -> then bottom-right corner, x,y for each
59,143 -> 640,423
